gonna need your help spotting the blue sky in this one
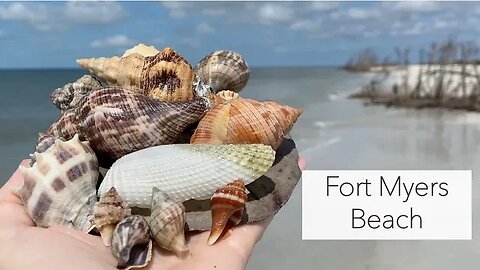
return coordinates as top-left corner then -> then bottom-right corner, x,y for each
0,1 -> 479,68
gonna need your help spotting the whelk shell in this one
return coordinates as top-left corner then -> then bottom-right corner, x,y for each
50,75 -> 104,113
148,188 -> 189,258
208,179 -> 247,245
17,134 -> 98,232
195,50 -> 250,93
111,215 -> 153,270
98,144 -> 275,208
190,97 -> 303,150
122,43 -> 160,58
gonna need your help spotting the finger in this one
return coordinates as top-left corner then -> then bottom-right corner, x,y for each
0,159 -> 30,205
298,157 -> 306,170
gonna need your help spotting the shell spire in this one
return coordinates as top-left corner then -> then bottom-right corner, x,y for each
208,179 -> 247,245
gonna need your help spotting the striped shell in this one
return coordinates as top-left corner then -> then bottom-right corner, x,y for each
208,179 -> 247,245
190,97 -> 302,150
111,215 -> 153,270
50,75 -> 104,113
195,50 -> 250,93
17,134 -> 98,232
148,188 -> 189,258
44,88 -> 209,160
77,47 -> 197,102
98,144 -> 275,208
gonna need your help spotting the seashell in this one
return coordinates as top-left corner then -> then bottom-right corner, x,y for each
148,188 -> 189,258
17,134 -> 98,232
195,50 -> 250,93
111,215 -> 153,270
98,144 -> 275,208
190,97 -> 303,150
43,88 -> 210,160
93,187 -> 131,247
122,43 -> 160,58
208,179 -> 247,245
50,75 -> 105,113
207,90 -> 240,107
77,47 -> 197,102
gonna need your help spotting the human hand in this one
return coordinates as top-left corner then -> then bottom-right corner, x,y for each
0,158 -> 305,270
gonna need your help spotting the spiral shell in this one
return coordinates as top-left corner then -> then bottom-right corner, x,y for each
17,134 -> 98,232
93,187 -> 131,246
190,97 -> 302,150
208,179 -> 247,245
207,90 -> 240,107
111,215 -> 153,270
148,188 -> 189,258
122,43 -> 159,58
50,75 -> 104,113
77,47 -> 197,102
195,50 -> 250,93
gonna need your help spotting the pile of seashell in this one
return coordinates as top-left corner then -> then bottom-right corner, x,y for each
17,43 -> 303,269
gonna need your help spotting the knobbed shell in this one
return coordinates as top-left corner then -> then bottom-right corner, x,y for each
93,187 -> 132,246
148,188 -> 189,258
17,134 -> 98,232
44,88 -> 210,160
50,75 -> 105,113
111,215 -> 153,270
122,43 -> 160,58
77,47 -> 197,102
208,179 -> 247,245
195,50 -> 250,93
98,144 -> 275,208
190,97 -> 303,150
206,90 -> 240,107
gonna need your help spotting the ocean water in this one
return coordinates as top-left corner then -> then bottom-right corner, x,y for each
1,68 -> 479,269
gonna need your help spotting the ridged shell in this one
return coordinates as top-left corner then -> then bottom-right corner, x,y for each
208,179 -> 247,245
195,50 -> 250,93
93,187 -> 131,246
44,88 -> 210,160
17,134 -> 98,232
122,43 -> 159,58
190,97 -> 302,150
207,90 -> 240,107
77,47 -> 197,102
148,188 -> 189,258
98,144 -> 275,208
111,215 -> 153,270
50,75 -> 104,113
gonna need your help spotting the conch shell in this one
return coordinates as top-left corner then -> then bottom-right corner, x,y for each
111,215 -> 153,270
148,188 -> 189,258
208,179 -> 247,245
195,50 -> 250,93
98,144 -> 275,208
190,97 -> 302,150
77,47 -> 197,102
93,187 -> 131,246
50,75 -> 104,113
17,134 -> 98,232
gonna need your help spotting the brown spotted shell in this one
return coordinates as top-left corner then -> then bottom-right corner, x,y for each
17,134 -> 98,232
77,47 -> 196,102
50,75 -> 105,113
190,97 -> 302,150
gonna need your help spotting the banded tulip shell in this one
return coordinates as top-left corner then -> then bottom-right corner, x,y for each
190,97 -> 303,150
44,88 -> 210,160
17,134 -> 98,232
148,188 -> 189,258
195,50 -> 250,93
50,75 -> 104,113
208,179 -> 247,245
93,187 -> 131,246
77,47 -> 197,102
111,215 -> 153,270
98,144 -> 275,208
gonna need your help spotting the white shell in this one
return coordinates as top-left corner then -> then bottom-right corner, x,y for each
98,144 -> 275,208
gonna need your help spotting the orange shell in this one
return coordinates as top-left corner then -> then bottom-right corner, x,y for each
190,97 -> 302,149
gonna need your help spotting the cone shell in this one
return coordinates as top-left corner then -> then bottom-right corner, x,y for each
17,134 -> 98,232
77,47 -> 197,102
190,97 -> 302,150
148,188 -> 189,258
50,75 -> 104,113
195,50 -> 250,93
122,43 -> 159,58
111,215 -> 153,270
98,144 -> 275,208
93,187 -> 131,246
208,179 -> 247,245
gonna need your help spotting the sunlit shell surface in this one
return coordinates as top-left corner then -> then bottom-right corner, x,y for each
122,43 -> 160,58
50,75 -> 105,113
17,134 -> 98,232
98,144 -> 275,208
190,97 -> 302,150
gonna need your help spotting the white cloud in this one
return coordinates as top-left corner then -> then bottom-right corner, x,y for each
258,3 -> 294,25
347,8 -> 369,19
162,2 -> 189,19
392,1 -> 440,13
64,2 -> 126,24
202,7 -> 226,16
196,23 -> 215,35
0,3 -> 56,31
311,2 -> 339,11
90,35 -> 136,48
